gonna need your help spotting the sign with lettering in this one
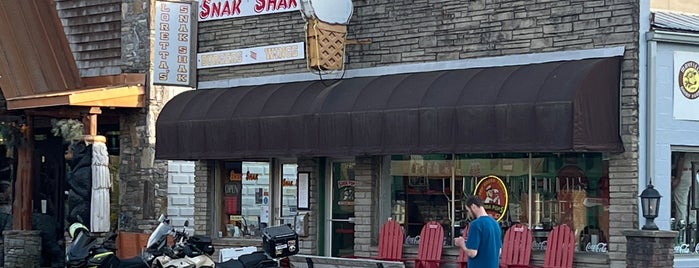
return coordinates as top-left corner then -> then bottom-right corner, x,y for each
674,51 -> 699,120
199,0 -> 299,21
197,42 -> 304,69
155,1 -> 197,87
473,175 -> 509,222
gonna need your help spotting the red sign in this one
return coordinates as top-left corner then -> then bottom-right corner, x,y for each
473,175 -> 509,222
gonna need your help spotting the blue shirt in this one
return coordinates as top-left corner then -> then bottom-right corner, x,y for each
466,215 -> 502,268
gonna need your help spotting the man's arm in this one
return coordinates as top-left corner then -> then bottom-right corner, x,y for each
454,237 -> 478,257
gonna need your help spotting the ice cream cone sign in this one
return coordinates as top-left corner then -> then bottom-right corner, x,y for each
299,0 -> 353,71
474,175 -> 509,222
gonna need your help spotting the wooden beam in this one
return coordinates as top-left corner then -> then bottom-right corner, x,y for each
82,107 -> 101,136
25,107 -> 94,118
13,115 -> 33,230
81,74 -> 146,88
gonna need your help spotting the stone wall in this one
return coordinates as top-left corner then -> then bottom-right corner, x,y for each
118,111 -> 168,232
196,0 -> 641,266
118,0 -> 194,233
296,158 -> 321,255
623,230 -> 677,268
121,0 -> 150,73
353,156 -> 380,257
167,161 -> 196,230
3,230 -> 41,268
194,160 -> 213,236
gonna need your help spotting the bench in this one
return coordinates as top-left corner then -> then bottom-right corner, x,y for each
289,254 -> 406,268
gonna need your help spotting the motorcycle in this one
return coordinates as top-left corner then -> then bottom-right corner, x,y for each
66,214 -> 174,268
151,222 -> 298,268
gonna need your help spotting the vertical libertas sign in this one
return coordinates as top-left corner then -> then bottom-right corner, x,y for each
155,1 -> 197,87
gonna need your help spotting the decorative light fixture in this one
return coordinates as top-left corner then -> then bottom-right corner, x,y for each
640,180 -> 661,230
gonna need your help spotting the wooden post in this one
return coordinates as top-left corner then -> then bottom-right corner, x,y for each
82,107 -> 101,136
12,115 -> 34,230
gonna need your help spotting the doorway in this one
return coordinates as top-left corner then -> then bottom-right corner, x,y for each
325,160 -> 355,257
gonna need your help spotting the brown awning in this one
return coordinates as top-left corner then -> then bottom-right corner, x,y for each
156,57 -> 623,160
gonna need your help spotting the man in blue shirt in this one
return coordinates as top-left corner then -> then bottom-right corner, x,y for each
455,196 -> 502,268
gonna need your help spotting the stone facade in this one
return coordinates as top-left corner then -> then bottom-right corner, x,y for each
192,0 -> 641,267
296,158 -> 321,255
121,0 -> 151,74
353,157 -> 380,257
2,230 -> 41,268
167,160 -> 196,229
193,160 -> 213,236
118,0 -> 192,233
622,230 -> 677,268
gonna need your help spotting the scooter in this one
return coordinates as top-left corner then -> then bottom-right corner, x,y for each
66,214 -> 173,268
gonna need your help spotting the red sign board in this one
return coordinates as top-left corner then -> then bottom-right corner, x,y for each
199,0 -> 299,21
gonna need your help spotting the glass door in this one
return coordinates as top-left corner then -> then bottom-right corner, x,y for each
326,160 -> 355,257
274,161 -> 298,226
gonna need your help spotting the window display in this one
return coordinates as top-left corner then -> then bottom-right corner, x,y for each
218,161 -> 269,238
670,152 -> 699,254
389,153 -> 609,252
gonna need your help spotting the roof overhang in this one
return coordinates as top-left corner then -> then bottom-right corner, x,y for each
0,1 -> 146,112
5,84 -> 145,110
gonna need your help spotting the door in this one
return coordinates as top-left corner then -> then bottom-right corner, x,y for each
275,161 -> 298,226
326,160 -> 355,257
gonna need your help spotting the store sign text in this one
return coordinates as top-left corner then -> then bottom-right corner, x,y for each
155,1 -> 196,86
199,0 -> 299,21
197,42 -> 304,69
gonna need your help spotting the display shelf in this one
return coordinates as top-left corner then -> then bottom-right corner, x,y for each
401,176 -> 467,237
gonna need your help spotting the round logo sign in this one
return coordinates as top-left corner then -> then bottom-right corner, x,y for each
679,60 -> 699,99
473,175 -> 508,222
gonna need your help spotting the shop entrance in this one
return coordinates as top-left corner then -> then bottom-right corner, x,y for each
326,160 -> 355,257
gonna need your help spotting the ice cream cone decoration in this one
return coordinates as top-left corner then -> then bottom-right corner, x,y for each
299,0 -> 353,71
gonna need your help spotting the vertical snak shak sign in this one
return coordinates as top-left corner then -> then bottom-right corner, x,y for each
155,1 -> 197,87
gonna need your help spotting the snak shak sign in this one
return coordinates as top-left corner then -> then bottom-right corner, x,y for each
198,0 -> 299,21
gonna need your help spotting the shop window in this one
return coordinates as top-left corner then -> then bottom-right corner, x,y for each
279,163 -> 298,225
218,161 -> 270,238
670,152 -> 699,254
389,153 -> 609,252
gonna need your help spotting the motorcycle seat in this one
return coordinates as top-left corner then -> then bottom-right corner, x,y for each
217,259 -> 244,268
119,256 -> 149,267
217,251 -> 277,268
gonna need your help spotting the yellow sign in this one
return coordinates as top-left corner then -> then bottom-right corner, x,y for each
679,60 -> 699,99
473,175 -> 509,222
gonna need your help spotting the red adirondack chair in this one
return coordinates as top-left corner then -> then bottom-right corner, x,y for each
415,221 -> 444,268
500,223 -> 533,268
457,224 -> 470,268
376,219 -> 405,261
540,224 -> 575,268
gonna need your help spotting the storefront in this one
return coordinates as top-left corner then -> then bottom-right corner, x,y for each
156,47 -> 628,266
648,10 -> 699,266
151,0 -> 645,266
